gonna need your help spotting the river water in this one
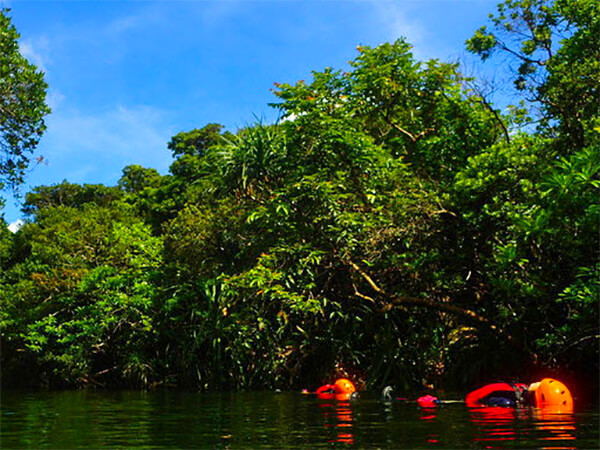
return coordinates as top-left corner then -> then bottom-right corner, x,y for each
1,390 -> 598,448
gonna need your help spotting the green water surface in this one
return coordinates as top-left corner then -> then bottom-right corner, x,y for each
1,390 -> 598,448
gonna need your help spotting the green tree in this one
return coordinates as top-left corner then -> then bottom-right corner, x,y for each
154,40 -> 511,389
22,181 -> 122,215
0,9 -> 50,192
1,199 -> 162,387
2,0 -> 597,391
466,0 -> 600,152
457,0 -> 600,379
118,165 -> 161,194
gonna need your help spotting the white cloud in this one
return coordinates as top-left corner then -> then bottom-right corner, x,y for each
40,104 -> 175,183
367,1 -> 459,61
101,1 -> 239,38
370,1 -> 426,45
46,89 -> 66,111
17,36 -> 64,114
104,7 -> 164,37
19,36 -> 50,73
8,219 -> 24,233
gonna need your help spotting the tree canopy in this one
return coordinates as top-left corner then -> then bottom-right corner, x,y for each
0,8 -> 50,193
1,0 -> 597,392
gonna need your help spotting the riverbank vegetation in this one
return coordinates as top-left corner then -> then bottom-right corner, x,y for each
1,0 -> 598,392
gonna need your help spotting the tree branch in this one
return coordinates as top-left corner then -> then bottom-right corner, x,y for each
383,109 -> 434,143
477,93 -> 510,143
345,259 -> 511,342
347,260 -> 386,296
352,284 -> 376,304
544,334 -> 600,365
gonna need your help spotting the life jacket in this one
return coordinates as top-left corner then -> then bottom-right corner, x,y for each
315,378 -> 356,400
316,384 -> 335,394
465,382 -> 528,407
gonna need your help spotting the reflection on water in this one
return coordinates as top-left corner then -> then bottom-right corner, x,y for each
533,407 -> 577,450
317,399 -> 355,444
0,390 -> 597,448
469,405 -> 578,449
418,406 -> 440,444
470,406 -> 519,445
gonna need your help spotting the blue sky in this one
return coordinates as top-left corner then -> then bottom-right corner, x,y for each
2,0 -> 501,225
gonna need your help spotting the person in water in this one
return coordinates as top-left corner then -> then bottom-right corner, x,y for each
465,378 -> 573,410
382,377 -> 573,410
311,378 -> 358,401
465,381 -> 529,407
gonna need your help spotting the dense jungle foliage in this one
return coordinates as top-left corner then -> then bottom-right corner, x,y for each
1,0 -> 598,393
